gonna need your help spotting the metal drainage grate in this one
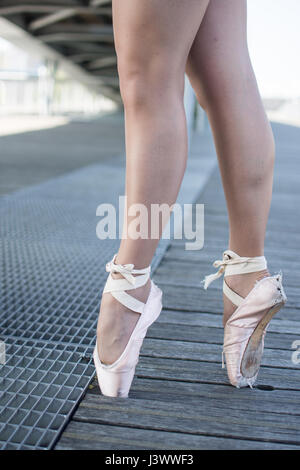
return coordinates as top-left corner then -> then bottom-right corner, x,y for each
0,163 -> 169,449
0,338 -> 94,450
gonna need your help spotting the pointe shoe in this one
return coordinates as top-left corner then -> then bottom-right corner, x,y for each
203,250 -> 287,388
94,254 -> 162,398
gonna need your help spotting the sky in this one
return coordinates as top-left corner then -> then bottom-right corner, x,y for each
247,0 -> 300,98
0,0 -> 300,99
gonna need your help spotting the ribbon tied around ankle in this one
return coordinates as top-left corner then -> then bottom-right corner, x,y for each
106,259 -> 136,285
202,250 -> 267,290
203,252 -> 232,290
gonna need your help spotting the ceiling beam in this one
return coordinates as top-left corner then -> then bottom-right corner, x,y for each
90,0 -> 111,6
66,49 -> 115,63
0,3 -> 120,102
86,55 -> 116,70
37,31 -> 114,44
35,23 -> 113,34
93,75 -> 119,86
0,17 -> 106,87
0,5 -> 111,16
0,5 -> 62,15
28,7 -> 112,31
0,0 -> 80,6
29,8 -> 77,31
61,41 -> 112,52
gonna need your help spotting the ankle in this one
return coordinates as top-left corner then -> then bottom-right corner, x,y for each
228,245 -> 265,258
108,264 -> 151,300
225,269 -> 270,294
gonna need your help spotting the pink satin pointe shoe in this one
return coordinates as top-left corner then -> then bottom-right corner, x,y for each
94,254 -> 163,398
204,250 -> 287,388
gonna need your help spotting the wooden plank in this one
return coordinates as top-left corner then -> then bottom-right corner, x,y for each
56,420 -> 298,450
147,321 -> 300,351
87,376 -> 300,417
170,229 -> 300,252
163,243 -> 300,264
134,356 -> 300,391
197,214 -> 300,236
156,309 -> 300,335
154,257 -> 300,289
154,256 -> 300,284
153,283 -> 300,321
72,394 -> 300,445
139,337 -> 300,370
129,378 -> 300,413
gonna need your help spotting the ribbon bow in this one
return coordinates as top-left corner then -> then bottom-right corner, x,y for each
202,250 -> 242,290
106,259 -> 136,285
202,250 -> 267,290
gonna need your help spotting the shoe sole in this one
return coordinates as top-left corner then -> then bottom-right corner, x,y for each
240,300 -> 285,379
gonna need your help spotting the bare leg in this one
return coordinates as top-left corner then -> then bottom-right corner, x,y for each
186,0 -> 272,325
98,0 -> 210,364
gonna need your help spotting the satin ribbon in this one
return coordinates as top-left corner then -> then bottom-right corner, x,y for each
203,250 -> 267,290
106,254 -> 150,286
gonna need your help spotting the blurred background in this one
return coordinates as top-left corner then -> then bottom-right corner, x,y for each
0,0 -> 299,133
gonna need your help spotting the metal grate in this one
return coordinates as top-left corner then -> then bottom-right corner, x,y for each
0,338 -> 94,450
0,163 -> 169,449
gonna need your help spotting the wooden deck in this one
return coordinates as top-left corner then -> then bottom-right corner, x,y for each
57,121 -> 300,450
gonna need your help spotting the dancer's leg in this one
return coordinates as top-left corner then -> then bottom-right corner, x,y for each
186,0 -> 272,324
98,0 -> 210,364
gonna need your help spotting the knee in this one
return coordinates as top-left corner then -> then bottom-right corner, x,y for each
198,71 -> 256,112
208,71 -> 257,111
188,54 -> 257,112
117,55 -> 183,110
118,66 -> 151,111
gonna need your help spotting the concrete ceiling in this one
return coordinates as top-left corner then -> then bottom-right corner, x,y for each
0,0 -> 121,103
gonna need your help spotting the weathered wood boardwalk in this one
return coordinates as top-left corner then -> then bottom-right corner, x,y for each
57,122 -> 300,450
